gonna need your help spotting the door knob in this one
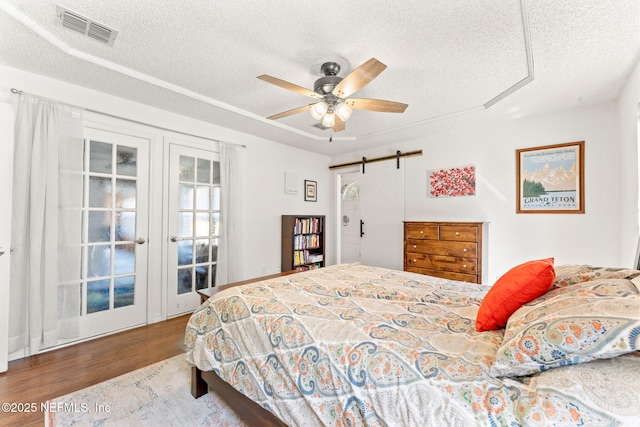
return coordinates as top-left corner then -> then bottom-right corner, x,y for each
0,247 -> 4,256
134,237 -> 146,244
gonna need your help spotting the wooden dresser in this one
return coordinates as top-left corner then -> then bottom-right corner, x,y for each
403,221 -> 488,284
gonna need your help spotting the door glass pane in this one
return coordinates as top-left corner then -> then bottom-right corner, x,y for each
117,146 -> 137,176
195,213 -> 209,236
179,156 -> 194,181
212,162 -> 220,185
178,240 -> 193,266
87,279 -> 110,313
90,141 -> 112,173
211,187 -> 220,210
178,213 -> 193,237
210,213 -> 220,236
197,158 -> 210,183
195,239 -> 210,263
114,276 -> 135,308
114,244 -> 135,275
211,238 -> 219,260
177,268 -> 192,294
179,184 -> 194,209
115,211 -> 136,241
116,179 -> 136,209
87,245 -> 111,277
89,176 -> 111,208
196,186 -> 210,210
195,266 -> 209,290
88,211 -> 111,242
210,265 -> 217,287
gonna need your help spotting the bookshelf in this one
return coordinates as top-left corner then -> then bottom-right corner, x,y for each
281,215 -> 325,272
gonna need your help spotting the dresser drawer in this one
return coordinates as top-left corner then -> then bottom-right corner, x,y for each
439,224 -> 478,242
406,239 -> 477,257
406,266 -> 479,283
405,223 -> 439,240
406,253 -> 477,274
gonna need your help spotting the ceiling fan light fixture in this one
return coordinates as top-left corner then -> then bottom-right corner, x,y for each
335,102 -> 352,121
258,58 -> 408,134
322,112 -> 336,128
310,101 -> 328,120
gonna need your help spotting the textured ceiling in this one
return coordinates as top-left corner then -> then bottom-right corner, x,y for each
0,0 -> 638,156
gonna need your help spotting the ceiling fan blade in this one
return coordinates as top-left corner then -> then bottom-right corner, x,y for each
333,116 -> 346,132
266,104 -> 313,120
332,58 -> 387,98
345,98 -> 408,113
257,75 -> 322,99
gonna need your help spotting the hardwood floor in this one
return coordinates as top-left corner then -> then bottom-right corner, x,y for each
0,314 -> 191,427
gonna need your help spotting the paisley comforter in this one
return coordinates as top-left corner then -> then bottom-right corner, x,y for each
185,263 -> 640,426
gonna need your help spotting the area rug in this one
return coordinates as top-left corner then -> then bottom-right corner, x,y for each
45,354 -> 247,426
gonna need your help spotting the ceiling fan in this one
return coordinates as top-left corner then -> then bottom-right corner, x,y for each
257,58 -> 408,132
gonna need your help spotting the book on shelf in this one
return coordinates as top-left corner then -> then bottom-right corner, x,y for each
293,250 -> 324,266
294,234 -> 320,250
294,262 -> 322,272
293,217 -> 322,235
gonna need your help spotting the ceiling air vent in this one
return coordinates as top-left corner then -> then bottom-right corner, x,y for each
56,5 -> 118,47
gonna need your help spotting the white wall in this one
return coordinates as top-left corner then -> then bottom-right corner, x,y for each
331,99 -> 631,282
241,137 -> 331,277
0,64 -> 331,327
617,59 -> 640,266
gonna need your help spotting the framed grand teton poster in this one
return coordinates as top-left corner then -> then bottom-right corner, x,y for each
516,141 -> 584,214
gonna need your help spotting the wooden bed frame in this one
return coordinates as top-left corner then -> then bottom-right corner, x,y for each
190,270 -> 297,427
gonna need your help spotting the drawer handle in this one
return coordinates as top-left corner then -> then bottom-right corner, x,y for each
455,232 -> 460,236
420,230 -> 424,234
413,245 -> 417,249
463,248 -> 467,252
413,259 -> 417,263
463,264 -> 467,268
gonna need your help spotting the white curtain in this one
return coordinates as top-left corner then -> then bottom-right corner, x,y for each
215,142 -> 244,285
9,93 -> 84,356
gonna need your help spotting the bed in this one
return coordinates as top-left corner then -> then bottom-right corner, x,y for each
185,263 -> 640,426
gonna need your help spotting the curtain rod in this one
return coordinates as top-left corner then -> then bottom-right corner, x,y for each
10,88 -> 246,149
329,149 -> 423,170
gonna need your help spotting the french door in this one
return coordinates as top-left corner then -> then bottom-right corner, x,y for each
167,144 -> 220,316
78,128 -> 149,339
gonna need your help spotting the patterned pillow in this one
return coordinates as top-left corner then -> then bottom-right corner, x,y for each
490,277 -> 640,377
553,265 -> 640,288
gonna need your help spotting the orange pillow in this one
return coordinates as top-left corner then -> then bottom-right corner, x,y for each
476,258 -> 555,332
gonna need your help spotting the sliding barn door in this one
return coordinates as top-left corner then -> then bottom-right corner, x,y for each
167,144 -> 220,316
359,160 -> 405,270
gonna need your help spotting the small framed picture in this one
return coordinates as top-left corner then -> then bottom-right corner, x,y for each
304,180 -> 317,202
516,141 -> 584,213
